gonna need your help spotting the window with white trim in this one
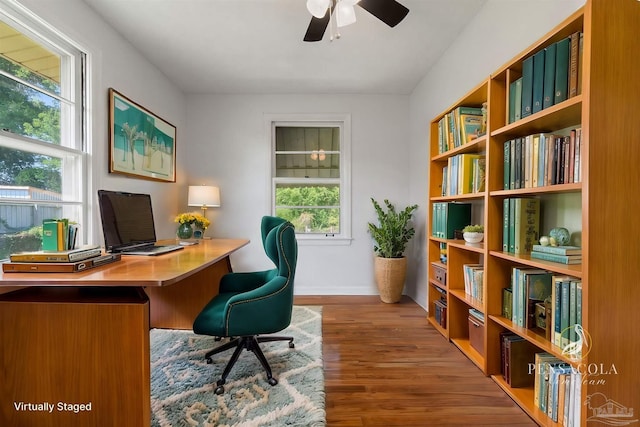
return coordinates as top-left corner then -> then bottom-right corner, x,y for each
270,115 -> 351,242
0,4 -> 87,259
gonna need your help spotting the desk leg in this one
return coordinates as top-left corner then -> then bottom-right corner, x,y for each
0,287 -> 150,427
145,255 -> 231,329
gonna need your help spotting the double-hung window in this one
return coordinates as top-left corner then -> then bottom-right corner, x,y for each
269,114 -> 351,243
0,3 -> 87,259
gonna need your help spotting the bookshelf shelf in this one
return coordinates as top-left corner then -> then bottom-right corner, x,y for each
429,278 -> 446,292
451,337 -> 484,370
490,251 -> 582,278
449,289 -> 483,312
427,1 -> 640,424
490,183 -> 581,197
448,240 -> 484,253
430,192 -> 485,202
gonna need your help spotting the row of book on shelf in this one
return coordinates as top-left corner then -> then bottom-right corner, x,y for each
502,197 -> 581,264
441,153 -> 486,196
502,267 -> 582,351
509,31 -> 582,123
431,202 -> 471,239
433,287 -> 447,329
500,335 -> 582,426
503,128 -> 582,191
463,263 -> 483,303
436,105 -> 487,154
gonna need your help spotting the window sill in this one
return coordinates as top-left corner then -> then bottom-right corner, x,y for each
295,236 -> 353,246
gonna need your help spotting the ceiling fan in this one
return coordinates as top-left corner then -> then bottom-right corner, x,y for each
304,0 -> 409,42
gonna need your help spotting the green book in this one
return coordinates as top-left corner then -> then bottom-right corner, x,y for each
531,245 -> 581,255
508,198 -> 516,253
554,37 -> 570,104
504,140 -> 511,189
530,251 -> 582,264
442,202 -> 471,239
509,80 -> 517,123
514,77 -> 523,121
502,288 -> 513,320
42,219 -> 60,251
503,198 -> 510,251
560,280 -> 570,347
513,198 -> 540,254
532,49 -> 545,114
543,42 -> 556,109
521,56 -> 534,118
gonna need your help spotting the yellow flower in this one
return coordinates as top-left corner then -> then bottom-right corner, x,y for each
175,212 -> 196,225
174,212 -> 211,230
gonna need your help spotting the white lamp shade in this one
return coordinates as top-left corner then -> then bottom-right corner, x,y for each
307,0 -> 330,18
336,2 -> 357,27
188,185 -> 220,207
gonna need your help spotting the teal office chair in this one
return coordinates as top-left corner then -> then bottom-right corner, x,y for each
193,216 -> 298,395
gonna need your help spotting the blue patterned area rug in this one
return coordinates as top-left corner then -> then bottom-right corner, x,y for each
150,306 -> 325,427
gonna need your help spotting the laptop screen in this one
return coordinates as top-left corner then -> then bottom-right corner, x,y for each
98,190 -> 158,252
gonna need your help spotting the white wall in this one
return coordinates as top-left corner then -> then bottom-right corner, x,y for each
185,94 -> 410,295
15,0 -> 187,243
408,0 -> 586,308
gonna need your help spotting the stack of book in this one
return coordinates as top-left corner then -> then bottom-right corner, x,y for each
2,245 -> 120,273
530,244 -> 582,265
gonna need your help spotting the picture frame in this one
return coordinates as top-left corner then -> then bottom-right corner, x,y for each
108,88 -> 176,182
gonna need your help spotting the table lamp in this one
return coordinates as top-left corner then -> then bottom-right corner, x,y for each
188,185 -> 221,238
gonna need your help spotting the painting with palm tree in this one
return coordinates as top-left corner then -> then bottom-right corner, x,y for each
108,88 -> 176,182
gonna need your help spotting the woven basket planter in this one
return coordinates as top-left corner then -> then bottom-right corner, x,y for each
374,256 -> 407,303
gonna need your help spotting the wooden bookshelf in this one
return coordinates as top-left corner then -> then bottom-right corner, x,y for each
427,1 -> 640,425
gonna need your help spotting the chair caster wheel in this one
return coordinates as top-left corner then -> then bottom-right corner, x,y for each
215,385 -> 225,395
268,378 -> 278,386
289,342 -> 295,348
206,358 -> 212,364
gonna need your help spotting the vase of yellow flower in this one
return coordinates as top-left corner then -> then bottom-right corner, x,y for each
175,212 -> 211,239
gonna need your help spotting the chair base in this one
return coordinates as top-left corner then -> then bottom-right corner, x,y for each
205,335 -> 295,395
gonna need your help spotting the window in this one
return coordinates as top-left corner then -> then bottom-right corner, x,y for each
269,114 -> 351,243
0,4 -> 87,259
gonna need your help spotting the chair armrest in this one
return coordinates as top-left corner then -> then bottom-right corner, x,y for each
219,269 -> 275,293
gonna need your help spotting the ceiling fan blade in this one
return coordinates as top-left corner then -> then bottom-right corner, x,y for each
358,0 -> 409,27
304,13 -> 331,42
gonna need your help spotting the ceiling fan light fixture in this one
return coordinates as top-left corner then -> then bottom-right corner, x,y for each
306,0 -> 330,18
336,1 -> 357,27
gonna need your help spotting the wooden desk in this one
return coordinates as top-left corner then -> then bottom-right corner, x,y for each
0,238 -> 249,427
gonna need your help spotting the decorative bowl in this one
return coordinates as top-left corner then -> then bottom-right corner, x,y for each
463,232 -> 484,244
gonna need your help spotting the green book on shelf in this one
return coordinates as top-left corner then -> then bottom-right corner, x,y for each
530,251 -> 582,264
521,56 -> 534,118
513,198 -> 540,254
504,140 -> 511,190
543,42 -> 557,109
532,49 -> 545,114
554,37 -> 570,104
514,77 -> 523,121
503,198 -> 510,252
531,245 -> 581,255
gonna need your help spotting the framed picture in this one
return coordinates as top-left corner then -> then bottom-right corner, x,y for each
108,88 -> 176,182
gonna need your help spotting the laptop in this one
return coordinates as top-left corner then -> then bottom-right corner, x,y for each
97,190 -> 184,256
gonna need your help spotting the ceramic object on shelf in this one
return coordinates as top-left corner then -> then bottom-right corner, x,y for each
463,232 -> 484,243
549,227 -> 570,246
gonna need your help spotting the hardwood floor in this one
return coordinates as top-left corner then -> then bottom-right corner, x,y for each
294,295 -> 536,427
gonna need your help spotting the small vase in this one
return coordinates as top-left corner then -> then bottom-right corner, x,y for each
177,223 -> 193,239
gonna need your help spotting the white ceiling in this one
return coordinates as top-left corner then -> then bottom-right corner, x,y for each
82,0 -> 487,95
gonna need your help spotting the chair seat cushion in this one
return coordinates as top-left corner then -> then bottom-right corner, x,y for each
193,292 -> 238,336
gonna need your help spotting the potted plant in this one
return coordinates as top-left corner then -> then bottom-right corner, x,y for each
462,224 -> 484,243
367,198 -> 418,303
